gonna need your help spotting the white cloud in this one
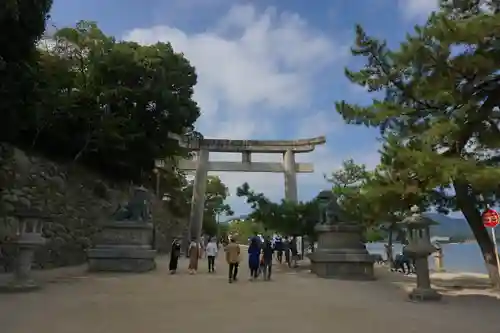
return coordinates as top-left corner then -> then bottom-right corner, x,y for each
399,0 -> 438,21
125,5 -> 342,117
124,4 -> 378,213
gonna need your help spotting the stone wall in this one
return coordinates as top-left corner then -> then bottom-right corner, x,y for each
0,144 -> 186,270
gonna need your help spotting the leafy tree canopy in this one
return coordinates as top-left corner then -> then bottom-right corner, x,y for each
227,219 -> 267,243
325,159 -> 373,224
335,0 -> 500,286
236,182 -> 318,238
5,20 -> 201,183
1,8 -> 206,265
1,0 -> 53,141
183,175 -> 234,236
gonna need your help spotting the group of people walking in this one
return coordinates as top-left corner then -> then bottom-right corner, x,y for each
168,237 -> 220,275
247,236 -> 273,280
167,234 -> 300,283
271,235 -> 299,268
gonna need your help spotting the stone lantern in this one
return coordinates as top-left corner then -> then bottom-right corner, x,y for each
308,190 -> 374,280
0,209 -> 49,293
399,206 -> 441,301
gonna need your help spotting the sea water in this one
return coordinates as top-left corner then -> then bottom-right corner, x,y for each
366,242 -> 500,274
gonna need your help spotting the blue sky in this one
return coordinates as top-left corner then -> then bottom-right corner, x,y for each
49,0 -> 438,216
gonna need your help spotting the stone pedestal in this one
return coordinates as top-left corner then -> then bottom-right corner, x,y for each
0,211 -> 47,293
87,222 -> 156,273
308,224 -> 375,280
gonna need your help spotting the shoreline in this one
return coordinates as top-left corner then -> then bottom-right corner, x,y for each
430,271 -> 489,280
367,242 -> 499,275
373,265 -> 497,296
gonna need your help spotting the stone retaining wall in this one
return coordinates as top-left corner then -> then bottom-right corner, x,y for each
0,144 -> 186,270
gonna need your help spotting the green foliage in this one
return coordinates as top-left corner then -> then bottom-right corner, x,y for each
0,15 -> 203,268
325,159 -> 373,224
236,182 -> 318,238
0,0 -> 53,141
364,227 -> 384,243
155,166 -> 192,218
227,219 -> 266,242
324,159 -> 412,259
217,222 -> 230,241
183,176 -> 233,236
5,20 -> 201,182
336,1 -> 500,285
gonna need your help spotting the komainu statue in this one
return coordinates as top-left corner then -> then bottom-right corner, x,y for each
112,186 -> 151,222
316,190 -> 346,225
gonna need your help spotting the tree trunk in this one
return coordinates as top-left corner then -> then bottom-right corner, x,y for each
454,181 -> 500,288
386,227 -> 394,268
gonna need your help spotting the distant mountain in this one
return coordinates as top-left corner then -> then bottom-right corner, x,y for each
423,213 -> 472,238
222,212 -> 474,238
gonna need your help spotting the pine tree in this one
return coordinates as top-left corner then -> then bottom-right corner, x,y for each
336,0 -> 500,286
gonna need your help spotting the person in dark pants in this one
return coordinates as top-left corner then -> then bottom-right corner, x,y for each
225,238 -> 240,283
261,239 -> 274,280
169,238 -> 181,274
274,236 -> 283,263
283,237 -> 291,267
248,237 -> 261,280
205,237 -> 218,273
290,236 -> 299,268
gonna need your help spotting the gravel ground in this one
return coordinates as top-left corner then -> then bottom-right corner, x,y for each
1,253 -> 499,333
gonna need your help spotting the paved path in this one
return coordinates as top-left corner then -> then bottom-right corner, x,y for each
1,253 -> 500,333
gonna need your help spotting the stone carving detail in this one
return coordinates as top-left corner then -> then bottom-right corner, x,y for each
111,186 -> 151,222
317,191 -> 346,225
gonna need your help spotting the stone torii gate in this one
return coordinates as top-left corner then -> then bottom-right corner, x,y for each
161,136 -> 326,244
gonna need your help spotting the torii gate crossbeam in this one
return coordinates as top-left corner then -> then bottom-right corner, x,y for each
155,135 -> 326,249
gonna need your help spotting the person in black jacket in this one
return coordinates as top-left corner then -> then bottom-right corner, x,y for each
274,236 -> 283,263
169,238 -> 182,274
261,239 -> 274,280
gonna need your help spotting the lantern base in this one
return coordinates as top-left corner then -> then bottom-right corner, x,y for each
0,279 -> 41,293
408,287 -> 442,302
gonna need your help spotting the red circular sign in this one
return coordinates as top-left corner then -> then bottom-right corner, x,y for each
482,209 -> 499,228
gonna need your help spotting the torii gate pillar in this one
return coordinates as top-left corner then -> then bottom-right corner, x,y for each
156,136 -> 326,262
188,149 -> 209,243
283,149 -> 298,203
